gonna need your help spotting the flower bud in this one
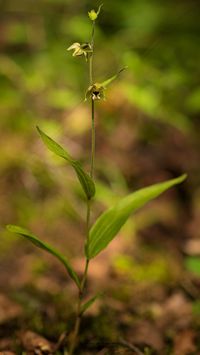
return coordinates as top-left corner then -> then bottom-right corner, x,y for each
88,10 -> 98,21
88,4 -> 103,21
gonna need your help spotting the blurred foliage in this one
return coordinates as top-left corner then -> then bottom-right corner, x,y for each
113,251 -> 177,284
185,256 -> 200,277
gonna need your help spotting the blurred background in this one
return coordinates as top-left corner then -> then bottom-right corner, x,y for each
0,0 -> 200,353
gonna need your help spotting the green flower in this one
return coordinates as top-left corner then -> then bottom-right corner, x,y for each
67,42 -> 92,61
86,83 -> 106,101
85,68 -> 127,101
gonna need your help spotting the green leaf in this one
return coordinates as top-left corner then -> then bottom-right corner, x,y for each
185,257 -> 200,276
6,225 -> 80,288
101,67 -> 127,88
80,293 -> 101,315
87,174 -> 187,259
37,126 -> 95,200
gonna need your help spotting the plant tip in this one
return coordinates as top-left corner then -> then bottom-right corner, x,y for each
88,3 -> 103,21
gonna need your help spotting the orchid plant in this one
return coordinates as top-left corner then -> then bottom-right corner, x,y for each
6,5 -> 186,354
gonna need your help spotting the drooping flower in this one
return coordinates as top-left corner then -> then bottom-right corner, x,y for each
85,67 -> 127,101
85,83 -> 106,101
67,42 -> 92,61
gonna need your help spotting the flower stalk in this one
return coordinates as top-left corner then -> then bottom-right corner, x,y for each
67,4 -> 126,353
68,9 -> 97,355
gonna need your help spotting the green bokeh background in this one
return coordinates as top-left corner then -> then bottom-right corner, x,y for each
0,0 -> 200,291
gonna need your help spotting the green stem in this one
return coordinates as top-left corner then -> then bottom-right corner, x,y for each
89,56 -> 93,85
69,199 -> 91,355
89,20 -> 95,85
68,259 -> 89,355
90,99 -> 95,179
68,19 -> 96,355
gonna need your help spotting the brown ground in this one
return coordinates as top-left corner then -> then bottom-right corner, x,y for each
0,105 -> 200,354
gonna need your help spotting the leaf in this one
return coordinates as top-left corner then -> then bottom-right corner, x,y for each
80,293 -> 101,315
71,160 -> 95,200
101,67 -> 127,88
86,174 -> 187,259
6,225 -> 80,288
37,126 -> 95,199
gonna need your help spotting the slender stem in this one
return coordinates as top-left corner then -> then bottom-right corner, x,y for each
90,20 -> 95,178
69,200 -> 90,355
68,259 -> 89,355
68,20 -> 96,355
89,56 -> 93,85
91,21 -> 95,48
90,99 -> 95,179
89,21 -> 95,85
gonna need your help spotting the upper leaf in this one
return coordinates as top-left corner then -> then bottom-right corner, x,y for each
6,225 -> 80,288
86,174 -> 187,259
100,67 -> 127,88
37,126 -> 95,199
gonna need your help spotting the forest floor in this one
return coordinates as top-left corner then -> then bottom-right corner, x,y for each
0,118 -> 200,355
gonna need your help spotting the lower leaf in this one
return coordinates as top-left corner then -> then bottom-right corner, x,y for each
87,174 -> 187,259
6,225 -> 80,288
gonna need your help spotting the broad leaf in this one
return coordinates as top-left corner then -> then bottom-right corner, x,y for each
37,126 -> 95,199
86,174 -> 187,259
80,293 -> 101,315
6,225 -> 80,288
